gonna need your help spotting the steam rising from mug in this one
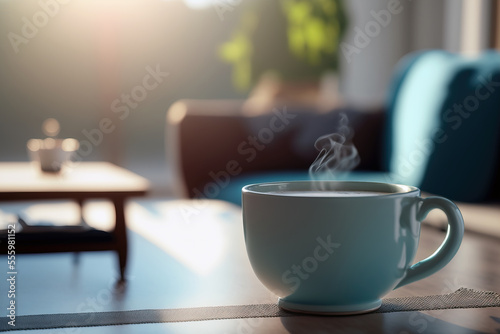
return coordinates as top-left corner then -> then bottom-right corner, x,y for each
309,113 -> 360,183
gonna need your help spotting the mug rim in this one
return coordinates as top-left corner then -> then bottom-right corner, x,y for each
242,181 -> 419,198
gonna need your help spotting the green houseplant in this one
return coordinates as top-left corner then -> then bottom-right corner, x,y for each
219,0 -> 348,95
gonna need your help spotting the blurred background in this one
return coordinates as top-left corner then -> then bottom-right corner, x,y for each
0,0 -> 496,196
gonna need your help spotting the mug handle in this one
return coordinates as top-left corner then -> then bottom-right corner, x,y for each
395,196 -> 464,289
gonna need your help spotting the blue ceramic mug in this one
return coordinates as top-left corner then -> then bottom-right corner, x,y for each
242,181 -> 464,315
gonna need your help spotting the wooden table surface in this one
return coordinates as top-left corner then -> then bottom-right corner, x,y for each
3,199 -> 500,333
0,162 -> 149,200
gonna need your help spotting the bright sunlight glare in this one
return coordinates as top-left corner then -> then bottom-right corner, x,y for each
164,0 -> 216,9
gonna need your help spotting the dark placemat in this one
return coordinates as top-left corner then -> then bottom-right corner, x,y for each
2,288 -> 499,332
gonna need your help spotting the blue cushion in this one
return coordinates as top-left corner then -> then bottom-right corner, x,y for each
385,50 -> 500,202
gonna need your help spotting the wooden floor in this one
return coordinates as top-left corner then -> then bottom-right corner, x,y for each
0,198 -> 499,333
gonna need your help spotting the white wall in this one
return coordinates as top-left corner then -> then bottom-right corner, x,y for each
339,0 -> 446,108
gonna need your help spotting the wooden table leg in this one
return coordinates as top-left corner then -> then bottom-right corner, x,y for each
113,198 -> 128,281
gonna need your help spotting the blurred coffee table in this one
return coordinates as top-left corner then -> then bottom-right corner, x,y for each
0,162 -> 149,280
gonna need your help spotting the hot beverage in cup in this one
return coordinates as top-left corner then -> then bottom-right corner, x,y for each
242,181 -> 464,315
267,190 -> 389,197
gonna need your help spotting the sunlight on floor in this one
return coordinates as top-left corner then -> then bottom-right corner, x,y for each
1,201 -> 117,232
127,199 -> 240,276
24,202 -> 81,225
